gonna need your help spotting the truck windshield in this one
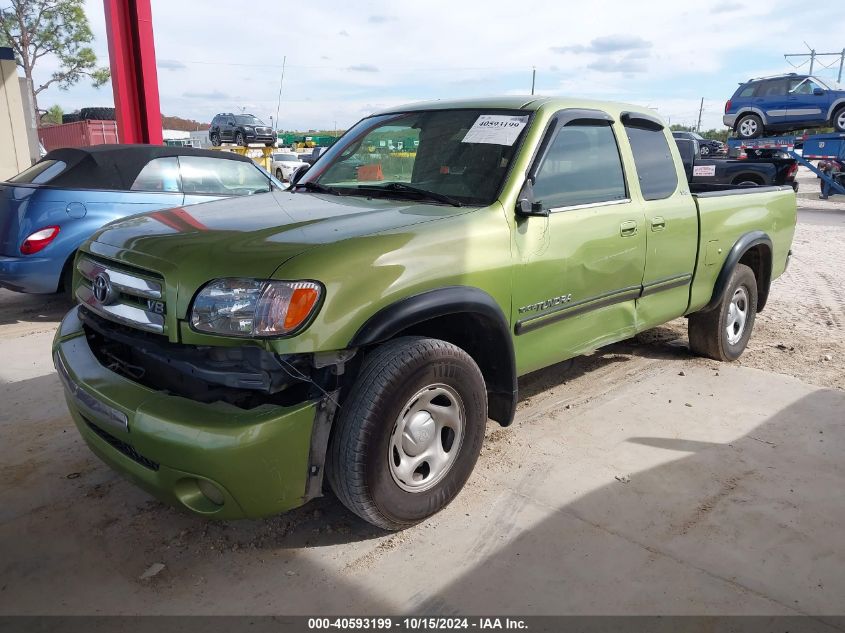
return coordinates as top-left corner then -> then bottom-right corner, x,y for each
298,109 -> 532,206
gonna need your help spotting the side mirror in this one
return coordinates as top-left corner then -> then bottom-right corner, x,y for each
516,198 -> 548,217
290,164 -> 310,185
515,178 -> 548,217
813,87 -> 825,96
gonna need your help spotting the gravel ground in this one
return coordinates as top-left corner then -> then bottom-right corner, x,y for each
643,216 -> 845,391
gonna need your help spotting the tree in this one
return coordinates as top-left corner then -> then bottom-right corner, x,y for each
42,103 -> 62,124
0,0 -> 110,114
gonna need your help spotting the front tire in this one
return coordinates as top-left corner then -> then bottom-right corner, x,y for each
210,133 -> 221,147
235,132 -> 245,147
700,145 -> 711,156
736,114 -> 763,139
688,263 -> 758,361
327,337 -> 487,531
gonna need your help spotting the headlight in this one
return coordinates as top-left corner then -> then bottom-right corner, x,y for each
244,126 -> 254,131
190,279 -> 322,337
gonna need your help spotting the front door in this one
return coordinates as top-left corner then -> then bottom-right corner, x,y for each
511,112 -> 646,376
786,77 -> 831,125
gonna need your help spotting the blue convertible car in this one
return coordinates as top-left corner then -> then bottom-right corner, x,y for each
0,145 -> 279,294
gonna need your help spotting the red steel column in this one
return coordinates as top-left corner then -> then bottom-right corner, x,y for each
103,0 -> 163,145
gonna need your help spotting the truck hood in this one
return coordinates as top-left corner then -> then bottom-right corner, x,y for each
90,190 -> 463,279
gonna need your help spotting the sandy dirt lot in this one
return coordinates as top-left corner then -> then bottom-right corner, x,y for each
0,204 -> 843,617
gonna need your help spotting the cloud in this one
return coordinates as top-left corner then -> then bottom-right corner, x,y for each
183,90 -> 229,99
347,64 -> 379,73
710,1 -> 743,13
368,15 -> 396,23
338,29 -> 350,36
587,57 -> 648,73
552,34 -> 652,55
157,59 -> 186,71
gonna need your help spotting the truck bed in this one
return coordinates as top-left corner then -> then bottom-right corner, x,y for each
687,185 -> 797,314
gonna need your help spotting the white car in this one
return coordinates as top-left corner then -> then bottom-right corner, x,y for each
271,152 -> 308,182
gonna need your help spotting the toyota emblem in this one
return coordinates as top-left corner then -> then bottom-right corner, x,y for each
93,272 -> 116,305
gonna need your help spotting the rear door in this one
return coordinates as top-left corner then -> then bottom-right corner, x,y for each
750,79 -> 790,126
222,116 -> 236,141
620,114 -> 698,329
511,110 -> 646,375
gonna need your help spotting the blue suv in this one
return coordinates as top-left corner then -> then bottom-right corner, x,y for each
724,73 -> 845,138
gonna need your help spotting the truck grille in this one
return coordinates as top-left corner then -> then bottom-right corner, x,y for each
76,257 -> 166,334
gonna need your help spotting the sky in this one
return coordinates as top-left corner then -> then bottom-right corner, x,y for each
31,0 -> 845,132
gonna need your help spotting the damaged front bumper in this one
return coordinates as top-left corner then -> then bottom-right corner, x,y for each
52,306 -> 335,519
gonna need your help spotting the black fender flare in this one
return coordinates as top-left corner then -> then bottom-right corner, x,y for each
703,231 -> 772,313
350,286 -> 518,426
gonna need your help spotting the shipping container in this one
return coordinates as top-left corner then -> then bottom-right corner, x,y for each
38,120 -> 119,151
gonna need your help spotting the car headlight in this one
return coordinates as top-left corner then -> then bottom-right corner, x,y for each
190,279 -> 322,337
244,126 -> 254,131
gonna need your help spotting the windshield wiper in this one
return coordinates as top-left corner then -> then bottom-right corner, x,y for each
295,181 -> 340,196
357,183 -> 462,207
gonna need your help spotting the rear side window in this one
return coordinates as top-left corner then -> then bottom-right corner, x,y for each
532,123 -> 627,209
758,79 -> 788,96
624,125 -> 678,201
6,160 -> 67,185
179,156 -> 270,196
738,84 -> 755,97
131,157 -> 181,192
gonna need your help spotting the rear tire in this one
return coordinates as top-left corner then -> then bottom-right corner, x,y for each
688,263 -> 758,361
833,107 -> 845,133
210,133 -> 221,147
327,337 -> 487,531
735,114 -> 763,139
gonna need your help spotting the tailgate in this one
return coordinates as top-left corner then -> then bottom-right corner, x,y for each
688,187 -> 797,313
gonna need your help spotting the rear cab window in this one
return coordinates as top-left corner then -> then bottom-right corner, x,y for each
622,115 -> 678,201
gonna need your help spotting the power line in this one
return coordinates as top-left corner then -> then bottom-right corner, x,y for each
784,46 -> 845,82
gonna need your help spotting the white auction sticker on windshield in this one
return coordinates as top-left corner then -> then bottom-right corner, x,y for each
462,115 -> 529,145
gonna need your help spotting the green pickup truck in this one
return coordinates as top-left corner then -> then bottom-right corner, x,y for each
53,97 -> 796,530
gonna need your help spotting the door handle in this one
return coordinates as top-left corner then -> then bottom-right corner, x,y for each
620,220 -> 638,237
650,217 -> 666,231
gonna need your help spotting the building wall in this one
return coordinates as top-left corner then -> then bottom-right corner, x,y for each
0,47 -> 31,179
18,76 -> 41,164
